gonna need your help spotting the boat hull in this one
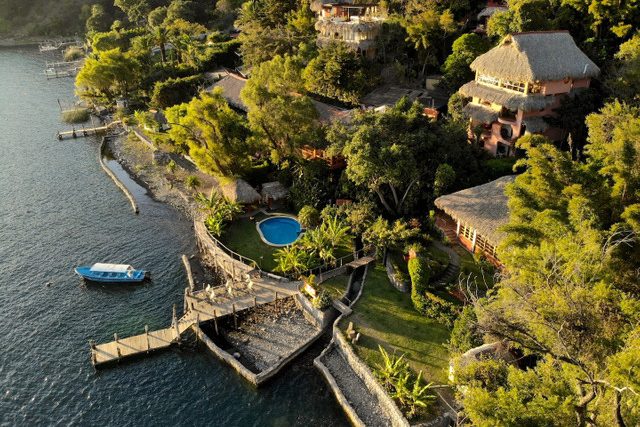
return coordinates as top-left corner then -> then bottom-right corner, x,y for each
74,267 -> 147,283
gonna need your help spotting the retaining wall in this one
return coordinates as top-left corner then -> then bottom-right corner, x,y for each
385,256 -> 410,293
295,292 -> 335,329
333,329 -> 410,427
193,310 -> 324,387
99,137 -> 139,214
194,220 -> 255,278
316,265 -> 349,284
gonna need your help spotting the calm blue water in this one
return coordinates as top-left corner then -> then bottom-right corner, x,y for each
258,217 -> 302,246
0,47 -> 347,426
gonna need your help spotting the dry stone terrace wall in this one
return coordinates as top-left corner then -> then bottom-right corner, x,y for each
332,329 -> 410,427
194,220 -> 256,279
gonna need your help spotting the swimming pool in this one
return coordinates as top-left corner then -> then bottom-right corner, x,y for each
256,216 -> 302,246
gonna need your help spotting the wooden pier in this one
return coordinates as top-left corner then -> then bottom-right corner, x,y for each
90,271 -> 299,367
45,59 -> 84,79
57,121 -> 121,140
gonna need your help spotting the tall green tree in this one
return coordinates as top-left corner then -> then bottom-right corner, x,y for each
441,33 -> 490,93
303,41 -> 370,105
165,90 -> 253,176
607,32 -> 640,103
235,0 -> 315,68
75,48 -> 142,103
240,55 -> 319,161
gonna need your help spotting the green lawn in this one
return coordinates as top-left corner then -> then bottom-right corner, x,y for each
219,216 -> 279,272
320,274 -> 349,299
219,214 -> 354,274
342,264 -> 452,384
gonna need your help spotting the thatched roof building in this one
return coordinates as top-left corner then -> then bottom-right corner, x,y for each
218,178 -> 261,204
434,175 -> 515,246
209,73 -> 248,112
477,6 -> 507,20
470,31 -> 600,82
459,81 -> 557,112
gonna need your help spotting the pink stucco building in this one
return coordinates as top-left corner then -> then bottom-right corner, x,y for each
459,31 -> 600,156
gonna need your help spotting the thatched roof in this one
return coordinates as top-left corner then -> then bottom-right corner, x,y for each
210,74 -> 248,112
462,103 -> 498,123
434,175 -> 515,245
261,181 -> 288,201
523,116 -> 549,133
218,178 -> 261,204
470,31 -> 600,82
477,6 -> 507,19
459,81 -> 555,112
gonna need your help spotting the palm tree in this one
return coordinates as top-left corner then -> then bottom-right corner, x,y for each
321,215 -> 351,251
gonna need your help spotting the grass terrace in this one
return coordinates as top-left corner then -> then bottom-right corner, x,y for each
320,274 -> 349,300
219,212 -> 279,272
341,264 -> 451,384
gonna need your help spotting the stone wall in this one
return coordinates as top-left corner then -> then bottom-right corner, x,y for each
194,220 -> 256,279
99,137 -> 139,214
295,292 -> 335,329
385,256 -> 410,293
333,330 -> 410,427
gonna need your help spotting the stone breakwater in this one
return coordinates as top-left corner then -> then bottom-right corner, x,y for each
99,137 -> 139,214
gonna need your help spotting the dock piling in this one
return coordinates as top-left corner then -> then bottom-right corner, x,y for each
145,325 -> 150,352
232,304 -> 237,329
213,309 -> 219,335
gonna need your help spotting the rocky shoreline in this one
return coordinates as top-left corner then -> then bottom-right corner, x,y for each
106,132 -> 216,219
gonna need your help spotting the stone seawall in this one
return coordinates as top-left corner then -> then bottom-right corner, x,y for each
193,220 -> 255,278
332,330 -> 409,427
99,137 -> 139,214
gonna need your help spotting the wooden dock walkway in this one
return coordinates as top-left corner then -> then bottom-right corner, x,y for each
90,276 -> 299,367
57,121 -> 122,140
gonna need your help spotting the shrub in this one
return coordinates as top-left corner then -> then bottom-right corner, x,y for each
448,305 -> 484,354
184,175 -> 201,190
374,345 -> 435,419
151,74 -> 206,109
63,46 -> 84,61
409,256 -> 430,308
61,108 -> 89,123
312,290 -> 332,310
298,205 -> 321,228
421,291 -> 457,327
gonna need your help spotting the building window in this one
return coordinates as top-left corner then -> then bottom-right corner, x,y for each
501,80 -> 526,92
459,223 -> 474,241
475,235 -> 498,259
478,74 -> 499,87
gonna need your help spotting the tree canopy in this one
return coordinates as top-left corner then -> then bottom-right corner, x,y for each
166,90 -> 253,176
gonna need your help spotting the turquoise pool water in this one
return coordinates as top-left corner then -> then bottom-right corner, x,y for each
258,217 -> 302,246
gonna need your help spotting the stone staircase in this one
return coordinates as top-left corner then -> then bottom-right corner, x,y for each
432,241 -> 460,287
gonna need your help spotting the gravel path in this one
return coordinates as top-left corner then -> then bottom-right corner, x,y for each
323,347 -> 393,427
223,298 -> 319,372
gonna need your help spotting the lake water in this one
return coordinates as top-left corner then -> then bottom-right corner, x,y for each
0,47 -> 347,426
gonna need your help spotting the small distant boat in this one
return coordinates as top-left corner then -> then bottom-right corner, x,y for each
75,263 -> 147,283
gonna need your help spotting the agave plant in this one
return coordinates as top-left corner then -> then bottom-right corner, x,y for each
374,345 -> 408,389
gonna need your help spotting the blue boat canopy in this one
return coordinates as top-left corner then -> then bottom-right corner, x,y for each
90,263 -> 134,273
